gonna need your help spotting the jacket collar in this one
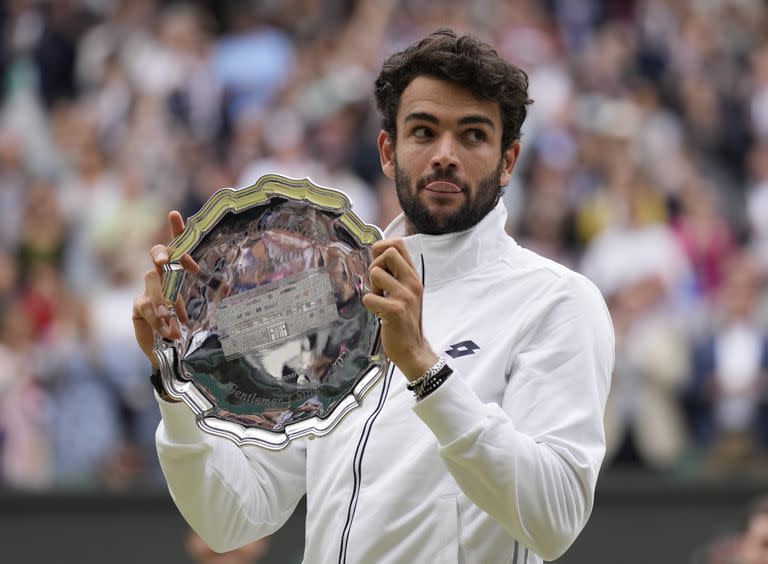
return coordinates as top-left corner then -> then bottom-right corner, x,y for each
383,200 -> 517,288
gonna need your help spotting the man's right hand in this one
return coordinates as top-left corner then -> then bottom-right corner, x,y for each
132,211 -> 199,368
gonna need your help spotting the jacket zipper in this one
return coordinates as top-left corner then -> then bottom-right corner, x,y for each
337,363 -> 394,564
337,253 -> 426,563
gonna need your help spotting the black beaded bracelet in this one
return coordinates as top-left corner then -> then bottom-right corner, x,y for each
411,364 -> 453,401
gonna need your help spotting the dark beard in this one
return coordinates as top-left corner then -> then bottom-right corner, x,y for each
394,160 -> 503,235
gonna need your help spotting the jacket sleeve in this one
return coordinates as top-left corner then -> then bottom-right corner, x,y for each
155,401 -> 307,553
413,274 -> 614,561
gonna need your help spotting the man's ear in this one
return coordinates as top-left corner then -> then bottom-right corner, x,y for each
500,140 -> 521,186
378,130 -> 396,179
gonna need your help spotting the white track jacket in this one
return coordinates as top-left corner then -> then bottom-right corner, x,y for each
156,201 -> 615,563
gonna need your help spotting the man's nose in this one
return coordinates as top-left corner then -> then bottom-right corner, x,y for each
430,133 -> 459,171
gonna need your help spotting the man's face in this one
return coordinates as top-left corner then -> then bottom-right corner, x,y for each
742,514 -> 768,564
378,76 -> 519,235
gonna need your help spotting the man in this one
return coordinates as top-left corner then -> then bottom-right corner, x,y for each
700,497 -> 768,564
133,29 -> 614,563
738,497 -> 768,564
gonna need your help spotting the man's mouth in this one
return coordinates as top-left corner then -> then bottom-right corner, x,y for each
424,181 -> 463,193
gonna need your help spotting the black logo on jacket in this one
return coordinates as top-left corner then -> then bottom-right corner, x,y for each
445,340 -> 479,358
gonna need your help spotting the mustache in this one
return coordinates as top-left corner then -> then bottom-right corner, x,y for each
416,168 -> 469,192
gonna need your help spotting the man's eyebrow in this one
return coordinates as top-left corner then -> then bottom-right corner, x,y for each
402,112 -> 496,129
403,112 -> 438,124
458,115 -> 496,129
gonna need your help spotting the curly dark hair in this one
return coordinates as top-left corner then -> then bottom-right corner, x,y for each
374,29 -> 533,151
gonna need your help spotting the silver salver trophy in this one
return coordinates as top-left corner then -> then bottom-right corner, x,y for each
153,174 -> 389,449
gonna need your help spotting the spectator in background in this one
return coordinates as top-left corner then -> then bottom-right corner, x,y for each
39,292 -> 123,488
18,178 -> 67,291
697,496 -> 768,564
0,129 -> 27,250
673,177 -> 736,303
582,169 -> 693,470
688,253 -> 768,476
0,298 -> 50,489
738,496 -> 768,564
747,142 -> 768,278
236,106 -> 326,190
212,3 -> 296,123
517,158 -> 577,269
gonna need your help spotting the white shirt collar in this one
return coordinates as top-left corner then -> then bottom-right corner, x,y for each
382,200 -> 517,287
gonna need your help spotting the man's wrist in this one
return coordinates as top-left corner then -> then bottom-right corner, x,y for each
406,357 -> 453,400
400,350 -> 440,382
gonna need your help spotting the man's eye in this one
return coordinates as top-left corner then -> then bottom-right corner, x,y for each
413,127 -> 433,138
466,129 -> 487,142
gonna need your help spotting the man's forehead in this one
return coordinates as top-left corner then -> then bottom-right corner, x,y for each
396,76 -> 502,126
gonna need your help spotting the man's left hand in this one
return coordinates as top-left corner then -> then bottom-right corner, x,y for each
362,239 -> 438,381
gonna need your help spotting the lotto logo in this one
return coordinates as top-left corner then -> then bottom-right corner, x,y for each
445,340 -> 479,358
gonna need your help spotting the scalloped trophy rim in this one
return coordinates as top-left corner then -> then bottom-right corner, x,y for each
153,173 -> 389,450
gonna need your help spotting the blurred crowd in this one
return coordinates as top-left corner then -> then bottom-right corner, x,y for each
0,0 -> 767,492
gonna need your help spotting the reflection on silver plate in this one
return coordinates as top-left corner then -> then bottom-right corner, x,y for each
153,174 -> 388,449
